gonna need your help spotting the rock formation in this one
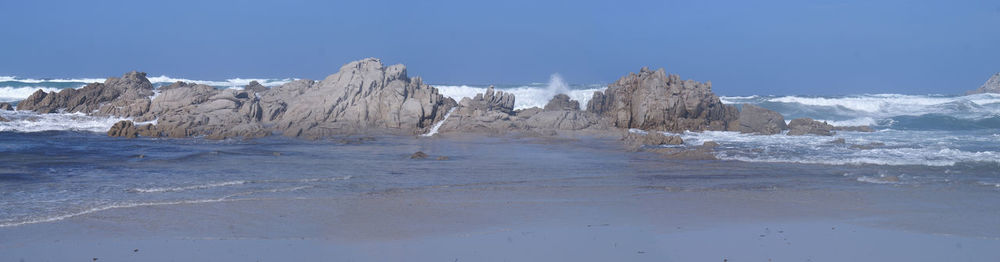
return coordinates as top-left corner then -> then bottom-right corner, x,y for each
543,94 -> 580,111
737,104 -> 787,135
622,131 -> 683,151
437,89 -> 603,134
966,73 -> 1000,95
14,59 -> 806,147
17,58 -> 455,139
586,67 -> 739,132
244,81 -> 268,93
786,118 -> 834,136
18,71 -> 154,116
0,102 -> 13,111
107,120 -> 138,138
262,58 -> 455,138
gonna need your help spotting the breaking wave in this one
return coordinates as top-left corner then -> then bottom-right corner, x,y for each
434,74 -> 604,110
678,130 -> 1000,167
723,93 -> 1000,131
0,111 -> 126,133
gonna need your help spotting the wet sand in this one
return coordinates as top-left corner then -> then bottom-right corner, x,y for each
3,176 -> 999,261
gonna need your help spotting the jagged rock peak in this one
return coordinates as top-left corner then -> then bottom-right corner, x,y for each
544,94 -> 580,111
966,73 -> 1000,95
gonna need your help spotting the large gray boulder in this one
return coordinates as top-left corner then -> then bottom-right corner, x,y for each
135,82 -> 270,139
18,71 -> 154,116
262,58 -> 454,138
738,104 -> 787,135
966,73 -> 1000,95
787,118 -> 834,136
586,67 -> 739,132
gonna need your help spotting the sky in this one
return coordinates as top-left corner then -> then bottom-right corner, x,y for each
1,0 -> 998,95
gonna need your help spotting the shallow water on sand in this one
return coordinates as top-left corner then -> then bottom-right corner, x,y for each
0,131 -> 997,237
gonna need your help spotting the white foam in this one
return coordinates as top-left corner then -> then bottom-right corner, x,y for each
146,75 -> 294,88
128,180 -> 249,193
976,181 -> 1000,188
627,128 -> 648,135
856,175 -> 901,184
128,175 -> 353,193
0,111 -> 126,133
679,130 -> 1000,166
1,75 -> 295,88
0,76 -> 106,84
767,93 -> 1000,118
818,117 -> 878,127
0,198 -> 241,228
433,74 -> 604,110
421,107 -> 456,137
0,86 -> 62,102
719,95 -> 761,104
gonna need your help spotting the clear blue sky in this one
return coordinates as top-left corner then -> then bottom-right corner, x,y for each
1,0 -> 997,95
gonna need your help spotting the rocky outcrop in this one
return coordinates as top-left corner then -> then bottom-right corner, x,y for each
966,73 -> 1000,95
544,94 -> 580,111
135,81 -> 271,139
622,131 -> 683,151
586,67 -> 739,132
458,85 -> 515,114
261,58 -> 455,138
523,110 -> 600,130
18,71 -> 154,116
738,104 -> 787,135
13,59 -> 750,142
787,118 -> 834,136
244,81 -> 268,93
0,102 -> 13,111
22,58 -> 454,139
438,89 -> 606,134
107,120 -> 138,138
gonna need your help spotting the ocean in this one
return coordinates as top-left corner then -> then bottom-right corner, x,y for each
0,74 -> 998,232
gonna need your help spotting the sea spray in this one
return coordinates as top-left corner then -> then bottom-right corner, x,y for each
434,74 -> 604,110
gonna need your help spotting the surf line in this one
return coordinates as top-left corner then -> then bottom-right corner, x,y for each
421,107 -> 457,137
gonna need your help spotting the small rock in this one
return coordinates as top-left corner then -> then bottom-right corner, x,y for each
0,102 -> 13,111
435,156 -> 449,160
828,138 -> 846,144
850,142 -> 885,150
623,131 -> 683,151
833,125 -> 875,132
410,151 -> 428,159
273,152 -> 281,156
0,116 -> 7,122
702,141 -> 720,148
786,118 -> 834,136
